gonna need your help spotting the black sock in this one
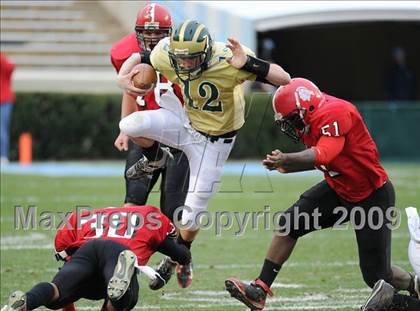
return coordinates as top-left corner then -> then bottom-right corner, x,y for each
407,273 -> 415,295
392,293 -> 420,311
258,259 -> 282,287
177,235 -> 192,250
142,142 -> 163,162
26,282 -> 55,310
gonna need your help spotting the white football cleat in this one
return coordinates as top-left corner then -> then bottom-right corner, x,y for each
3,291 -> 26,311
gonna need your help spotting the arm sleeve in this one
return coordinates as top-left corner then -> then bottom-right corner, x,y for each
140,51 -> 151,65
54,213 -> 78,261
312,136 -> 345,166
315,105 -> 353,139
156,236 -> 191,265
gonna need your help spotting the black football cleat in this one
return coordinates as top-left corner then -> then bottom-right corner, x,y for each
107,250 -> 137,302
149,257 -> 176,290
225,278 -> 273,310
176,261 -> 193,288
126,147 -> 173,180
3,291 -> 27,311
361,279 -> 395,311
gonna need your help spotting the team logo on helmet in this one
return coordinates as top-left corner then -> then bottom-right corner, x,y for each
296,87 -> 314,102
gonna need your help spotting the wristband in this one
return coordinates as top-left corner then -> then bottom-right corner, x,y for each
140,51 -> 151,65
241,55 -> 270,79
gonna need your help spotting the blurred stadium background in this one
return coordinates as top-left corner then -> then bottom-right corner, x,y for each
0,0 -> 419,162
1,1 -> 419,310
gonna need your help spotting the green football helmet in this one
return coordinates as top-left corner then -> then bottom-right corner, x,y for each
169,20 -> 213,81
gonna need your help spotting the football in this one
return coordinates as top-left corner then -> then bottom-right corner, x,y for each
131,63 -> 157,89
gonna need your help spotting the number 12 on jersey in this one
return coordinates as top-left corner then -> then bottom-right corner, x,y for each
183,80 -> 224,113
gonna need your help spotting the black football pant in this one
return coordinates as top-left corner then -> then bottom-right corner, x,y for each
47,240 -> 138,310
124,142 -> 189,221
279,180 -> 395,288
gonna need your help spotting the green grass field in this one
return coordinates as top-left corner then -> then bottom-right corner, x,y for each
1,163 -> 419,310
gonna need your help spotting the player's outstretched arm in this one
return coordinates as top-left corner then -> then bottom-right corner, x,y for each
263,149 -> 316,173
226,37 -> 290,86
114,92 -> 138,151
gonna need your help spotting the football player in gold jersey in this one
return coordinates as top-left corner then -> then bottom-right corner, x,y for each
117,20 -> 290,289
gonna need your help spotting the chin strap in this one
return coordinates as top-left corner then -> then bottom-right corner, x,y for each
254,278 -> 273,297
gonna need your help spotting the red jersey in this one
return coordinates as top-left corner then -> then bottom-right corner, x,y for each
110,32 -> 183,110
54,205 -> 174,265
0,53 -> 15,104
303,94 -> 388,202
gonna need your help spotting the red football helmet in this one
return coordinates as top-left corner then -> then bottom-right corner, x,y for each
272,78 -> 324,141
135,3 -> 172,51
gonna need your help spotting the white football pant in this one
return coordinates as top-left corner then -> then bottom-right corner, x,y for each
120,90 -> 235,230
406,207 -> 420,277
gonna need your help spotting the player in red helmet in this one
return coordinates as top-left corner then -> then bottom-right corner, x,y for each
225,78 -> 419,310
135,3 -> 172,51
111,3 -> 190,290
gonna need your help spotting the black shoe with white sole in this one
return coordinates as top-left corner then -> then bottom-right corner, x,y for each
126,147 -> 173,180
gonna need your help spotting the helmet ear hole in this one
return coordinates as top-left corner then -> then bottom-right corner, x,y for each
309,105 -> 315,112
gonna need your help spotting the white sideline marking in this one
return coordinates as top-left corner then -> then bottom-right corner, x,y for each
162,292 -> 365,304
1,279 -> 368,310
272,282 -> 306,289
336,288 -> 371,293
0,233 -> 48,244
1,244 -> 53,250
265,304 -> 361,310
76,302 -> 362,310
76,304 -> 240,310
240,280 -> 305,289
195,260 -> 409,269
0,243 -> 410,268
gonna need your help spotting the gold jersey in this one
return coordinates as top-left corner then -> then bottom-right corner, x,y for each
150,37 -> 256,135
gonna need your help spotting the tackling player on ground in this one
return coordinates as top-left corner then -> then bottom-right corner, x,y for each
3,205 -> 191,311
116,20 -> 290,288
110,3 -> 190,289
224,78 -> 419,310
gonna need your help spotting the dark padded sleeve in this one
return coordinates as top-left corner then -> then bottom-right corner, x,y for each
140,51 -> 151,65
156,236 -> 191,265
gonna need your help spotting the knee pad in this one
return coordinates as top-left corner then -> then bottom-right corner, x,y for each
119,112 -> 152,138
177,204 -> 209,231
